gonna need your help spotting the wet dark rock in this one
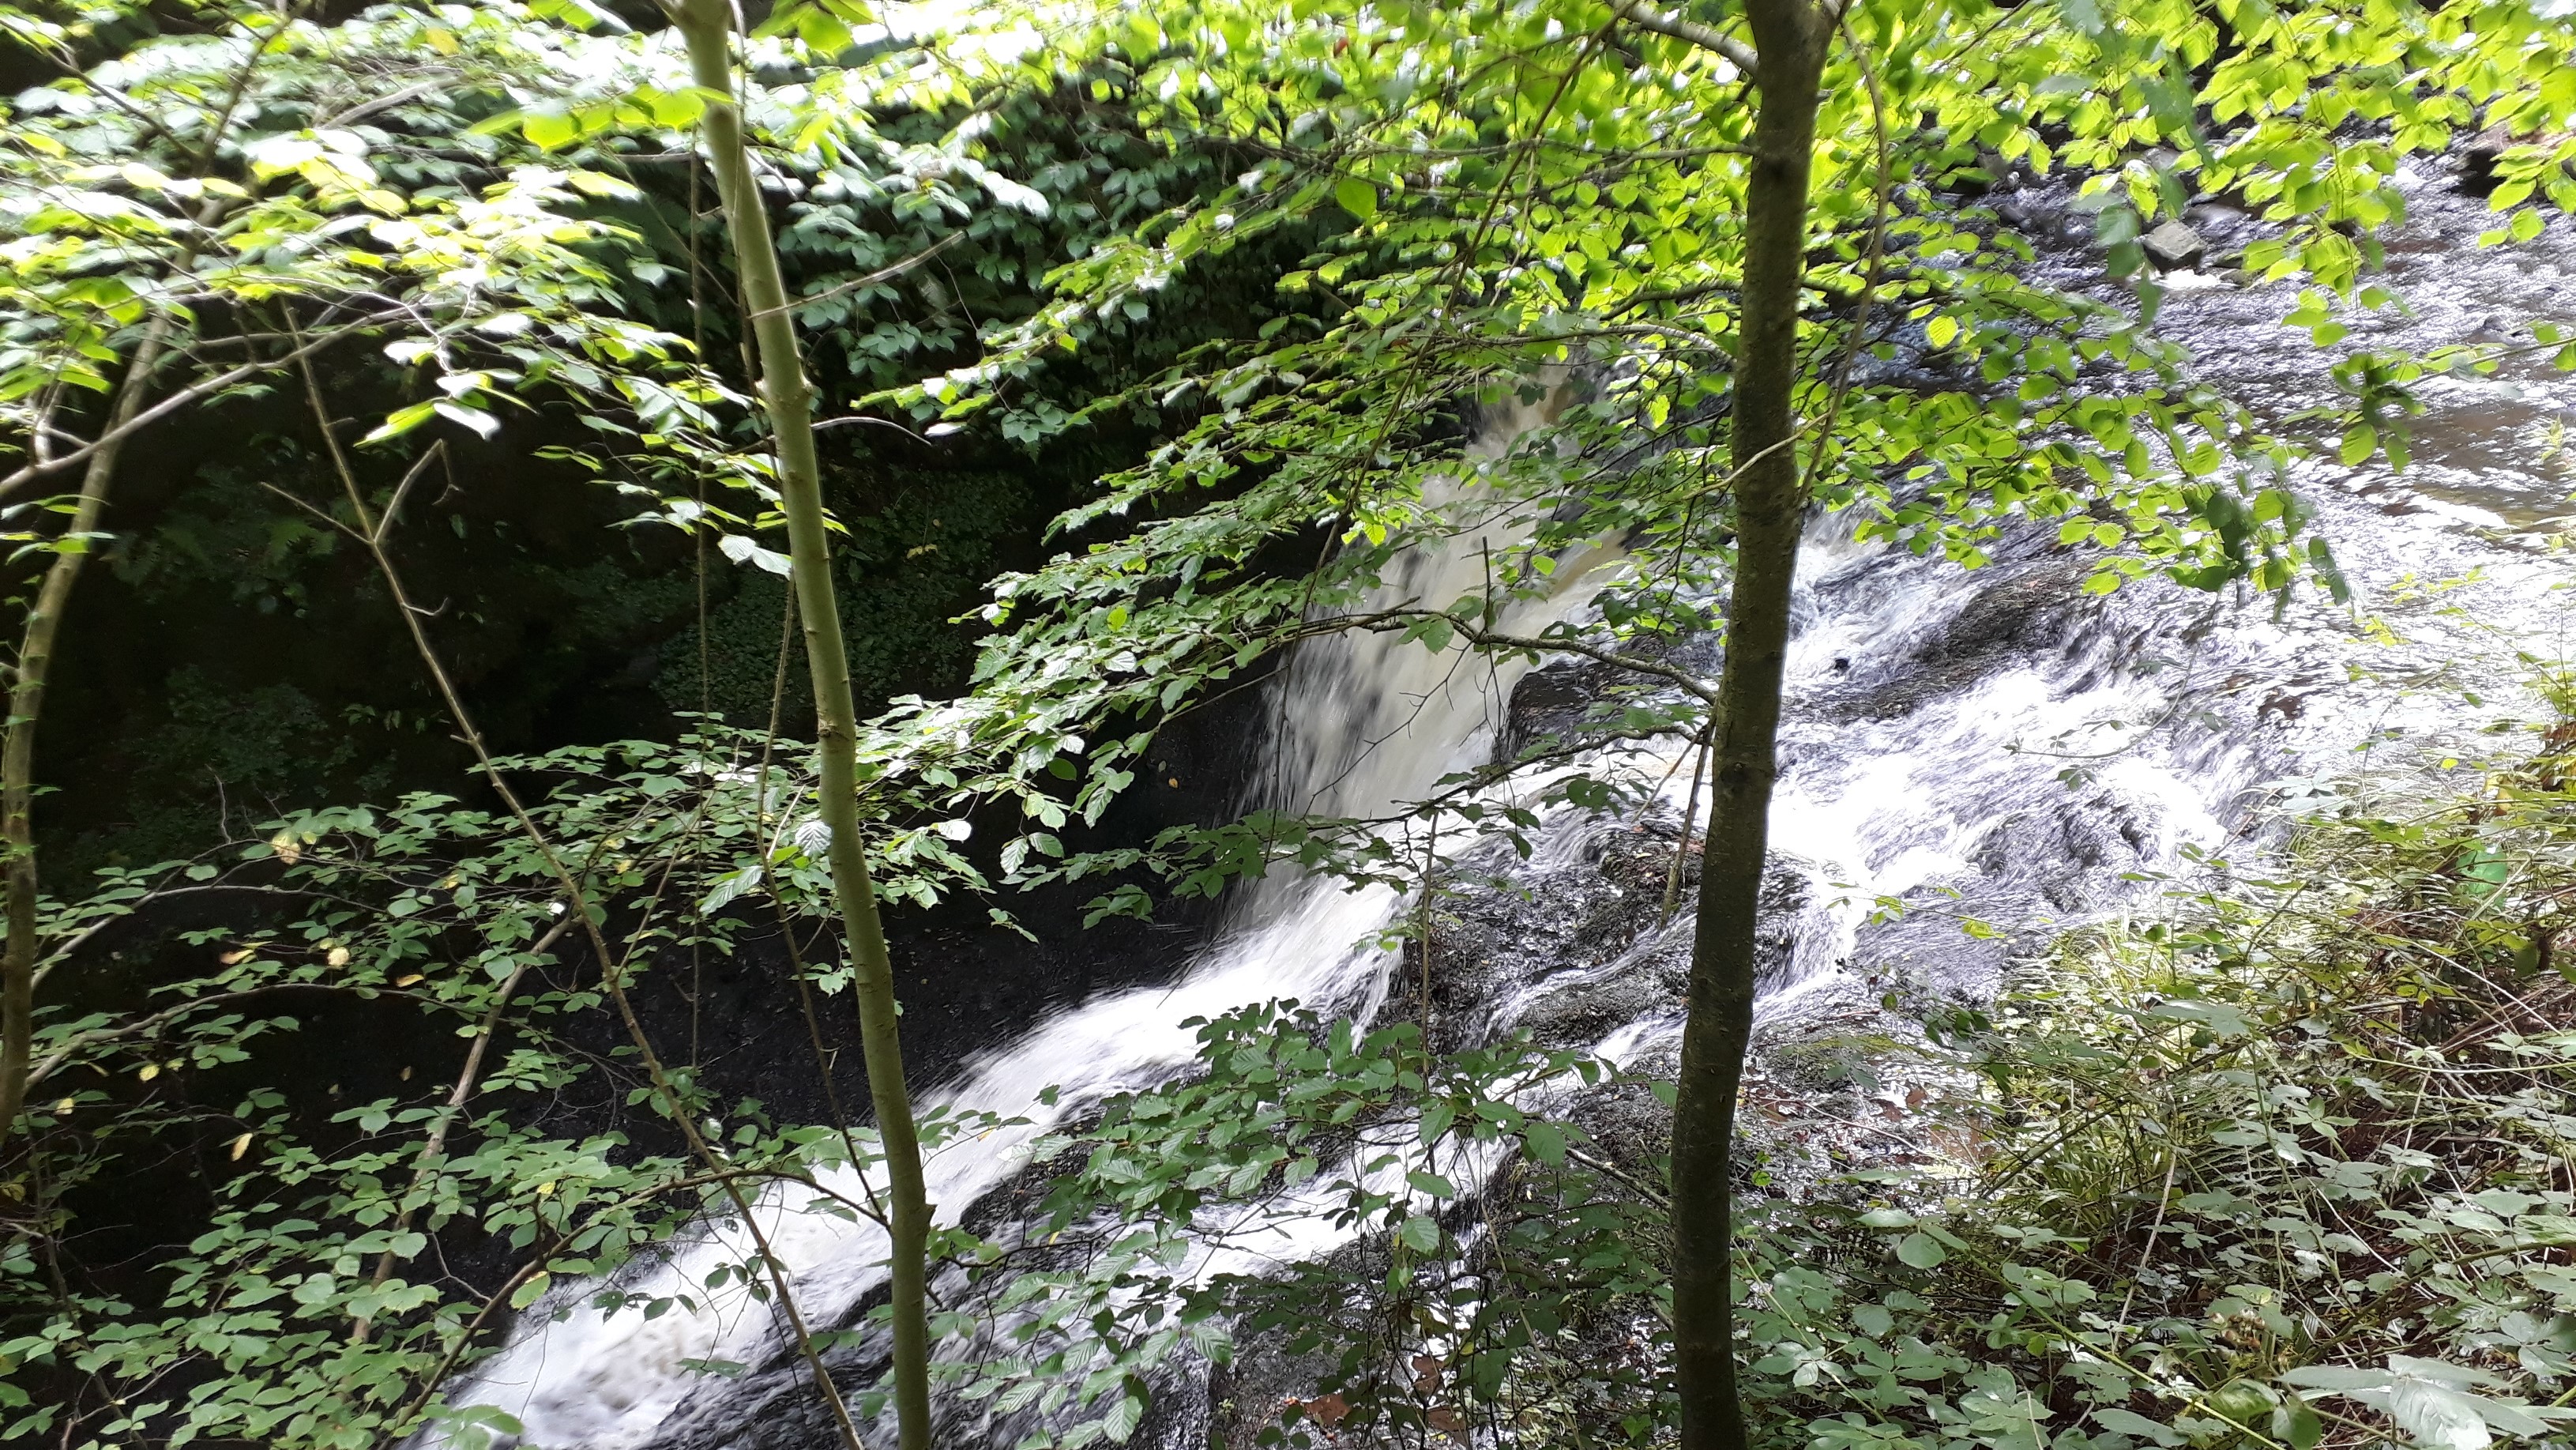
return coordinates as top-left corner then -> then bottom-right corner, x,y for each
1974,149 -> 2020,192
1514,963 -> 1680,1046
1939,556 -> 2092,659
2183,201 -> 2264,269
1203,1317 -> 1342,1450
1432,824 -> 1691,1050
1942,149 -> 2010,197
2458,125 -> 2515,196
1991,191 -> 2093,249
1490,848 -> 1818,1049
1573,1076 -> 1679,1174
2142,219 -> 2207,270
1838,554 -> 2095,722
1502,658 -> 1615,757
1502,640 -> 1699,763
1752,857 -> 1812,990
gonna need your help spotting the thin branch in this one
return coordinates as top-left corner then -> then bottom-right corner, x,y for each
1610,0 -> 1762,73
750,232 -> 966,321
254,478 -> 363,541
0,317 -> 394,501
352,910 -> 578,1342
373,443 -> 446,545
810,413 -> 933,443
318,77 -> 454,130
1343,608 -> 1720,705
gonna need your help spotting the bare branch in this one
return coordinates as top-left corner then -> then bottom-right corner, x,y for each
750,232 -> 967,321
352,909 -> 577,1342
0,314 -> 397,502
372,441 -> 446,545
1610,0 -> 1762,73
318,77 -> 455,130
1337,607 -> 1721,705
810,412 -> 933,443
255,478 -> 367,542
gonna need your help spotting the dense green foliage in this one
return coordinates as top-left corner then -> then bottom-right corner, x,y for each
0,726 -> 991,1445
6,0 -> 2576,1444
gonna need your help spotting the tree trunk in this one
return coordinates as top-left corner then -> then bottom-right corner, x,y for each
668,7 -> 935,1447
1670,6 -> 1829,1450
0,316 -> 173,1143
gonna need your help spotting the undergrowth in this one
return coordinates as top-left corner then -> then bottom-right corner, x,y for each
989,728 -> 2576,1450
14,708 -> 2576,1450
1735,728 -> 2576,1450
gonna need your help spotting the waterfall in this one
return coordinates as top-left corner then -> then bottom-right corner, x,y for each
438,386 -> 1619,1448
447,160 -> 2576,1449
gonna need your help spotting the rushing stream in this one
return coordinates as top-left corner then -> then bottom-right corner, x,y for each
446,160 -> 2576,1448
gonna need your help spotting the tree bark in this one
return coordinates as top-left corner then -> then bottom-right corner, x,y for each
0,315 -> 173,1143
668,7 -> 935,1448
1669,5 -> 1829,1450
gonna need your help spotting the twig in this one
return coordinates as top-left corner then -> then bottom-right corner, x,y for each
1608,0 -> 1762,73
752,232 -> 966,321
352,911 -> 580,1343
0,317 -> 393,501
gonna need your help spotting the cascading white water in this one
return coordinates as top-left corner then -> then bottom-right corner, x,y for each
450,159 -> 2576,1450
441,389 -> 1619,1448
1472,160 -> 2576,1071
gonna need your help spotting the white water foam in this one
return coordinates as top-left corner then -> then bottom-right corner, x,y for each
442,390 -> 1619,1448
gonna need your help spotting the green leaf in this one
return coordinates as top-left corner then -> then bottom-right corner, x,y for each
2094,1408 -> 2186,1447
1395,1215 -> 1441,1253
1102,1393 -> 1144,1443
1334,177 -> 1378,221
1522,1120 -> 1566,1166
433,401 -> 500,439
718,534 -> 793,576
522,109 -> 578,149
1419,1099 -> 1456,1143
510,1271 -> 551,1309
1895,1232 -> 1947,1268
2386,1379 -> 2492,1450
363,401 -> 440,445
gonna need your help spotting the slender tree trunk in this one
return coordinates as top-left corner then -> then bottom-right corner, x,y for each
1670,6 -> 1828,1450
668,6 -> 935,1447
0,316 -> 173,1143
